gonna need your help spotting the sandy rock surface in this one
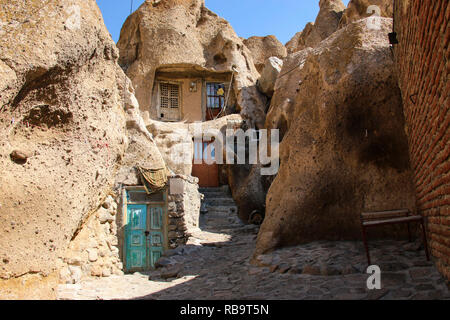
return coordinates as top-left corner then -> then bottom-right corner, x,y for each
0,0 -> 130,299
0,0 -> 165,299
339,0 -> 393,28
243,35 -> 287,74
257,57 -> 283,98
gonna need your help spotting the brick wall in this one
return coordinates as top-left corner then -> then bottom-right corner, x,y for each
394,0 -> 449,280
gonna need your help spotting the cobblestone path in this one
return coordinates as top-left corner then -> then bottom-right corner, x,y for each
58,190 -> 450,300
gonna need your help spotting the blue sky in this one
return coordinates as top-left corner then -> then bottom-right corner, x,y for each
96,0 -> 350,44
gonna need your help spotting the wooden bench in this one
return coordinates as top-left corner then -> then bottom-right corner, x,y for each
360,209 -> 430,265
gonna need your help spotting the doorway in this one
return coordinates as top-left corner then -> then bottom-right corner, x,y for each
192,140 -> 219,187
123,188 -> 168,272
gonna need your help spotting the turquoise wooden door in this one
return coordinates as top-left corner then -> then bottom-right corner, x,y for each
148,206 -> 164,268
125,204 -> 147,271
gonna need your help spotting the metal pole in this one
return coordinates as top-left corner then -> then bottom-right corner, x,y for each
130,0 -> 133,15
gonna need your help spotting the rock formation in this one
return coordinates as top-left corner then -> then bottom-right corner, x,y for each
255,18 -> 416,256
117,0 -> 267,129
0,0 -> 167,299
265,48 -> 313,138
146,114 -> 243,175
339,0 -> 393,28
243,35 -> 287,74
285,0 -> 346,54
227,163 -> 273,224
257,57 -> 283,98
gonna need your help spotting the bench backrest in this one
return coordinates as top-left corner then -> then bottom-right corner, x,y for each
360,209 -> 411,222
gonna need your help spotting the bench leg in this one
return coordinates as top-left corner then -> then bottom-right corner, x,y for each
361,226 -> 371,266
420,220 -> 430,261
407,222 -> 412,242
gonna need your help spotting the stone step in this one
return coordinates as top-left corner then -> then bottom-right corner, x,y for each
199,186 -> 230,192
199,187 -> 231,196
204,211 -> 238,218
203,216 -> 240,224
203,196 -> 235,201
204,198 -> 236,206
201,191 -> 231,198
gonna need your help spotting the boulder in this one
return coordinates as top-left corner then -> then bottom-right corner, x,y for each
117,0 -> 267,129
286,0 -> 346,53
227,164 -> 270,224
255,18 -> 416,256
87,249 -> 98,263
257,57 -> 283,97
243,35 -> 287,74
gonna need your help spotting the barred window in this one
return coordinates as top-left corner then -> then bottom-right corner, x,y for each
160,83 -> 180,109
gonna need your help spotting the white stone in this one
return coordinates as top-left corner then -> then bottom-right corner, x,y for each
98,207 -> 114,224
68,265 -> 82,284
170,178 -> 184,195
59,267 -> 72,284
87,248 -> 98,262
257,57 -> 283,97
102,268 -> 112,277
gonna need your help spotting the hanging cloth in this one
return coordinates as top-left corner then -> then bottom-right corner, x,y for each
137,166 -> 169,194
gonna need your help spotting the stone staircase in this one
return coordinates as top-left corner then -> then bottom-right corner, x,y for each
199,186 -> 243,232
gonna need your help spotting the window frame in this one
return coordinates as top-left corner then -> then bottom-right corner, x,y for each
206,82 -> 226,110
157,81 -> 182,121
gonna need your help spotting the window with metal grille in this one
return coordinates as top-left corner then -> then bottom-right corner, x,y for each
160,83 -> 180,109
206,83 -> 225,109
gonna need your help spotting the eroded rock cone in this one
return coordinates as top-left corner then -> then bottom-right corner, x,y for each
117,0 -> 267,128
255,18 -> 416,256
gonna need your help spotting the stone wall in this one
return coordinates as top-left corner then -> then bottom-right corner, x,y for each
168,176 -> 202,249
58,196 -> 123,284
394,0 -> 449,280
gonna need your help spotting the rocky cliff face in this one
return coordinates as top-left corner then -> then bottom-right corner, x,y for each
339,0 -> 393,28
255,18 -> 416,256
117,0 -> 267,129
286,0 -> 346,54
0,0 -> 166,299
285,0 -> 394,54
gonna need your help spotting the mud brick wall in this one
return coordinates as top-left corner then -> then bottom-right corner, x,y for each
394,0 -> 449,280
